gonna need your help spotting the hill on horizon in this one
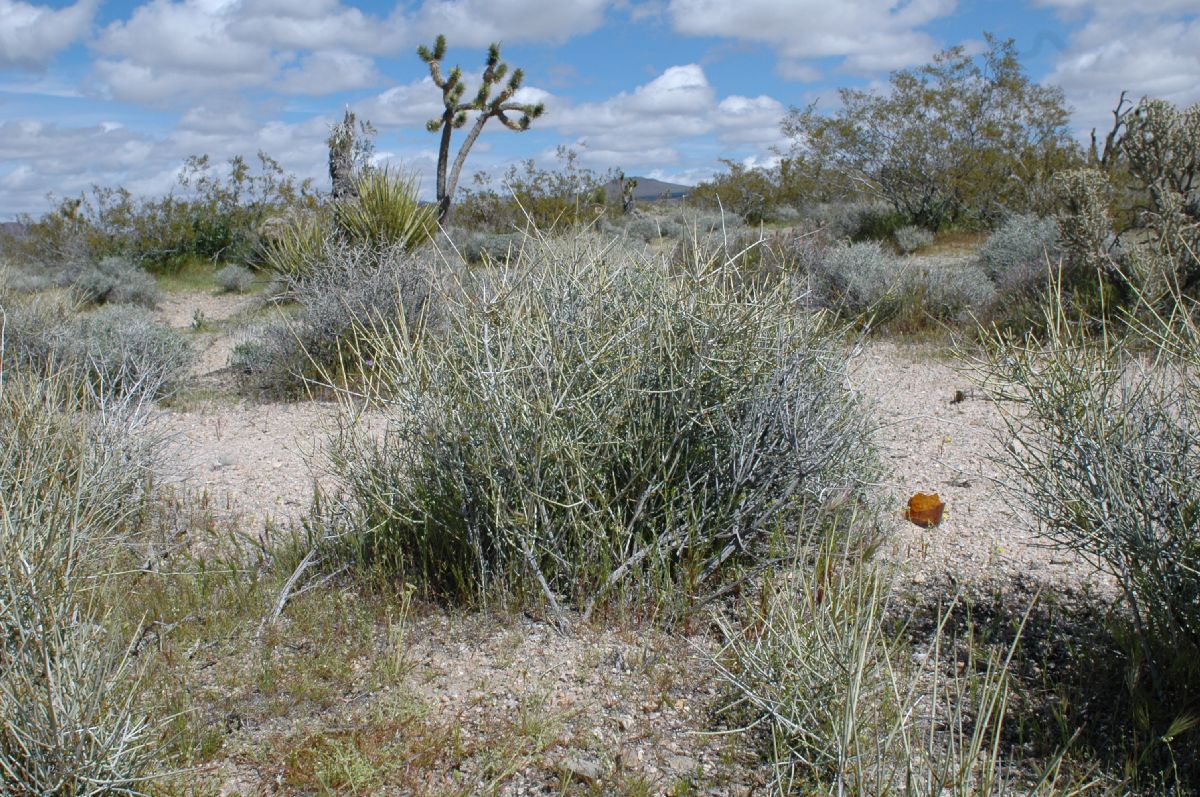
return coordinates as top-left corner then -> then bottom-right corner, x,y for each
603,176 -> 692,201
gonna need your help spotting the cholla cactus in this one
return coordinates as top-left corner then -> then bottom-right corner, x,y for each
1121,99 -> 1200,287
419,35 -> 545,225
1053,168 -> 1114,274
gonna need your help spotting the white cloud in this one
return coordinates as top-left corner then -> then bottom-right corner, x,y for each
666,0 -> 954,77
545,64 -> 785,168
1037,2 -> 1200,136
0,0 -> 97,69
91,0 -> 402,105
278,51 -> 379,95
411,0 -> 610,47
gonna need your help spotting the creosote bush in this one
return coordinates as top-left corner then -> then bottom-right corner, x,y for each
326,231 -> 878,619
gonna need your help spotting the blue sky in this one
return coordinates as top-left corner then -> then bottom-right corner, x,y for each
2,0 -> 1198,219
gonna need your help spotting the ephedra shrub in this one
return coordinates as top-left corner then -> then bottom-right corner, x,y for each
328,231 -> 879,619
972,285 -> 1200,784
0,347 -> 169,792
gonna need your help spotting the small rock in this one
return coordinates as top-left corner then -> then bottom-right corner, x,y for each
562,755 -> 604,783
667,754 -> 699,775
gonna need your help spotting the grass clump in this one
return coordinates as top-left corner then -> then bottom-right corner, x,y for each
712,522 -> 1105,796
327,231 -> 877,619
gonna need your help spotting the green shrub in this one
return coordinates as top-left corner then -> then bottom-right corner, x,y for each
215,263 -> 254,293
893,225 -> 934,254
71,256 -> 161,307
326,233 -> 877,618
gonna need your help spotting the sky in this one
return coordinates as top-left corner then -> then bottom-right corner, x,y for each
1,0 -> 1199,220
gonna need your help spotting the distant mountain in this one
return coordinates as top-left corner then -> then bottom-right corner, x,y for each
604,176 -> 692,202
0,221 -> 29,239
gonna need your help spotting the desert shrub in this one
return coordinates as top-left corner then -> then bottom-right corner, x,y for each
893,224 -> 934,254
71,255 -> 160,307
440,229 -> 526,265
215,263 -> 254,293
918,261 -> 996,322
973,295 -> 1200,782
810,202 -> 906,243
3,299 -> 191,402
0,363 -> 166,794
624,216 -> 683,242
326,233 -> 877,618
808,241 -> 903,316
978,214 -> 1059,289
803,242 -> 994,328
234,239 -> 438,397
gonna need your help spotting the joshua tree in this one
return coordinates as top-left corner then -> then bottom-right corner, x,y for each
419,35 -> 545,225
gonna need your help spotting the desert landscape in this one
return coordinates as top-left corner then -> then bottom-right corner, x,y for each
2,20 -> 1199,797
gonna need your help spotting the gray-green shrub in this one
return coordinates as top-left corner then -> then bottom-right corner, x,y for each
0,363 -> 166,794
233,238 -> 438,397
978,214 -> 1059,294
326,233 -> 877,618
2,299 -> 191,402
973,295 -> 1200,778
894,224 -> 934,254
215,263 -> 254,293
71,255 -> 161,307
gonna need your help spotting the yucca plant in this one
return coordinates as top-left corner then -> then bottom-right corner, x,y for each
261,208 -> 329,280
334,168 -> 436,253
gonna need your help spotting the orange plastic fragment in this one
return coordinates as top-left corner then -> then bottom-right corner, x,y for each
906,492 -> 945,528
